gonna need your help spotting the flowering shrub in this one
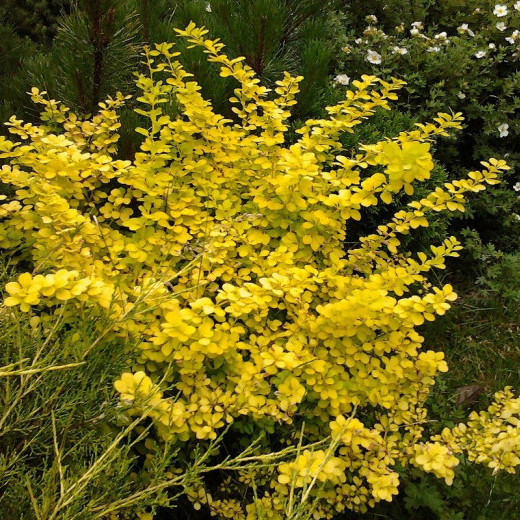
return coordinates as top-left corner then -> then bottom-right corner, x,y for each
337,2 -> 520,137
1,23 -> 519,519
333,0 -> 520,278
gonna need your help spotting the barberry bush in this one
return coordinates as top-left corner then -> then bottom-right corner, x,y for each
1,24 -> 519,519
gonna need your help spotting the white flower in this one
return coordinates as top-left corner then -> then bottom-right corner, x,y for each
489,43 -> 497,49
205,2 -> 212,12
457,91 -> 466,99
366,14 -> 378,24
366,50 -> 382,64
427,46 -> 441,53
334,74 -> 350,86
493,4 -> 508,17
411,21 -> 424,29
515,1 -> 520,10
392,46 -> 408,55
498,123 -> 509,137
458,23 -> 475,37
496,22 -> 507,31
475,50 -> 487,58
355,37 -> 363,44
410,28 -> 420,36
435,31 -> 448,40
505,30 -> 519,43
514,214 -> 520,221
513,182 -> 520,192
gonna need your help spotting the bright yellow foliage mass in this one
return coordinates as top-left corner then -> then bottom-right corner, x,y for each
1,23 -> 518,519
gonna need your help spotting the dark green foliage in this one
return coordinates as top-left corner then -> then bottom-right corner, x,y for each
1,0 -> 341,153
341,0 -> 428,33
459,229 -> 520,301
1,0 -> 72,43
2,0 -> 144,152
1,0 -> 341,119
24,0 -> 141,114
0,15 -> 38,125
160,0 -> 338,118
332,107 -> 453,259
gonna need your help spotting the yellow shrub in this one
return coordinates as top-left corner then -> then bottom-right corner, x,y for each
0,23 -> 517,519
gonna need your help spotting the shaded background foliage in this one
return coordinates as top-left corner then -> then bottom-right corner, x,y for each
0,0 -> 339,154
